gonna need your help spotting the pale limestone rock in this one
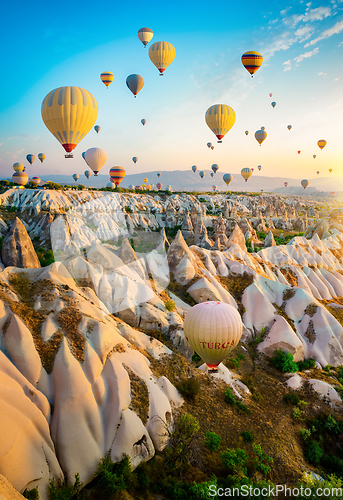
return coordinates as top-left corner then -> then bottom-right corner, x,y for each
264,231 -> 276,248
257,316 -> 305,361
2,218 -> 40,268
225,224 -> 247,252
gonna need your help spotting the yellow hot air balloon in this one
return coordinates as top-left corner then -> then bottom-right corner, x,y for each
241,51 -> 263,77
137,27 -> 153,47
318,139 -> 327,150
13,162 -> 24,172
241,168 -> 252,182
329,169 -> 333,173
38,153 -> 46,163
255,129 -> 267,146
100,72 -> 114,88
183,301 -> 242,371
143,178 -> 148,184
148,41 -> 176,75
205,104 -> 236,143
41,86 -> 98,158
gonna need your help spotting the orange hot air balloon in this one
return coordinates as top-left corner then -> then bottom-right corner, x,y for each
100,72 -> 114,88
109,167 -> 126,186
329,169 -> 333,173
317,139 -> 327,150
241,51 -> 263,77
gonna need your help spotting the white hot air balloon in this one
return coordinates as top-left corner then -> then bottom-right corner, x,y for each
84,148 -> 107,176
183,301 -> 243,372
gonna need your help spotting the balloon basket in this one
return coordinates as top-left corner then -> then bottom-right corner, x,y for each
207,365 -> 219,374
65,154 -> 73,158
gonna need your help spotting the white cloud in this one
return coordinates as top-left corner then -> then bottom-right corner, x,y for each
294,25 -> 314,41
318,71 -> 327,75
303,6 -> 331,21
305,18 -> 343,46
293,47 -> 319,65
283,60 -> 292,71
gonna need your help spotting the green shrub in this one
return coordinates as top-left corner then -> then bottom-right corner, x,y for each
165,299 -> 176,311
298,358 -> 316,370
293,407 -> 304,420
324,364 -> 332,372
241,431 -> 254,442
272,349 -> 299,373
48,474 -> 82,500
300,428 -> 312,441
221,448 -> 249,476
23,487 -> 39,500
305,440 -> 324,464
96,454 -> 132,495
284,392 -> 300,405
225,388 -> 250,413
204,431 -> 221,451
177,378 -> 200,401
252,443 -> 273,475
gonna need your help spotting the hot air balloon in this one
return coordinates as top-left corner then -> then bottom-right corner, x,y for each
210,172 -> 214,177
13,163 -> 24,172
135,185 -> 142,190
137,27 -> 153,47
84,148 -> 107,176
100,72 -> 114,88
73,174 -> 79,182
94,125 -> 101,134
23,167 -> 26,172
301,179 -> 309,189
156,182 -> 162,190
199,171 -> 205,179
316,171 -> 320,175
192,165 -> 197,172
126,74 -> 144,97
211,164 -> 219,174
269,93 -> 273,97
148,41 -> 176,75
211,145 -> 214,150
207,142 -> 212,149
212,185 -> 217,191
241,168 -> 252,182
82,152 -> 86,160
271,101 -> 276,108
258,165 -> 262,171
26,154 -> 35,164
84,170 -> 92,179
205,104 -> 236,143
143,178 -> 148,184
241,51 -> 263,77
132,157 -> 138,163
166,185 -> 172,191
251,168 -> 254,172
313,155 -> 317,159
145,184 -> 152,190
41,86 -> 98,157
38,153 -> 46,163
287,125 -> 292,131
107,182 -> 116,189
255,129 -> 267,146
128,185 -> 135,190
261,126 -> 265,131
245,131 -> 249,136
141,119 -> 146,126
12,172 -> 28,186
109,167 -> 126,186
318,139 -> 327,150
223,173 -> 233,186
297,151 -> 301,154
331,192 -> 336,198
183,301 -> 243,371
329,169 -> 333,173
156,173 -> 161,178
31,177 -> 41,186
284,182 -> 288,187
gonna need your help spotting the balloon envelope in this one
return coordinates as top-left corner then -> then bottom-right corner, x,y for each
156,183 -> 162,190
73,174 -> 79,181
241,168 -> 252,182
84,148 -> 107,175
317,139 -> 327,150
100,72 -> 114,88
84,170 -> 92,179
13,162 -> 24,172
94,125 -> 101,134
205,104 -> 236,143
199,171 -> 205,178
157,172 -> 161,177
245,130 -> 249,135
137,27 -> 153,47
241,51 -> 263,77
183,301 -> 243,369
192,165 -> 197,172
148,41 -> 176,75
287,125 -> 292,131
329,169 -> 333,173
31,177 -> 41,186
109,167 -> 126,186
211,164 -> 219,173
284,182 -> 288,187
313,155 -> 317,159
143,178 -> 148,184
41,86 -> 98,154
141,119 -> 146,125
223,173 -> 233,186
38,153 -> 46,163
301,179 -> 309,189
255,130 -> 267,146
258,165 -> 262,171
12,172 -> 28,186
271,101 -> 276,108
132,157 -> 138,163
210,172 -> 214,177
26,154 -> 35,164
126,74 -> 144,97
207,142 -> 212,148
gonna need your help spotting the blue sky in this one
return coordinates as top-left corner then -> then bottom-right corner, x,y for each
1,0 -> 343,187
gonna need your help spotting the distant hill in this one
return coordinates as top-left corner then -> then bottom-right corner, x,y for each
9,170 -> 342,193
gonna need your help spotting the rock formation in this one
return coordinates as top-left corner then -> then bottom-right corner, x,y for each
2,218 -> 41,268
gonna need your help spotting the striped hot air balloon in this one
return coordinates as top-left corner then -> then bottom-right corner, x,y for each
137,27 -> 153,47
12,172 -> 28,186
318,139 -> 327,150
205,104 -> 236,143
241,51 -> 263,77
13,163 -> 24,172
148,41 -> 176,75
26,154 -> 35,164
255,129 -> 267,146
31,177 -> 41,186
100,72 -> 114,88
109,167 -> 126,186
156,182 -> 163,190
38,153 -> 46,163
